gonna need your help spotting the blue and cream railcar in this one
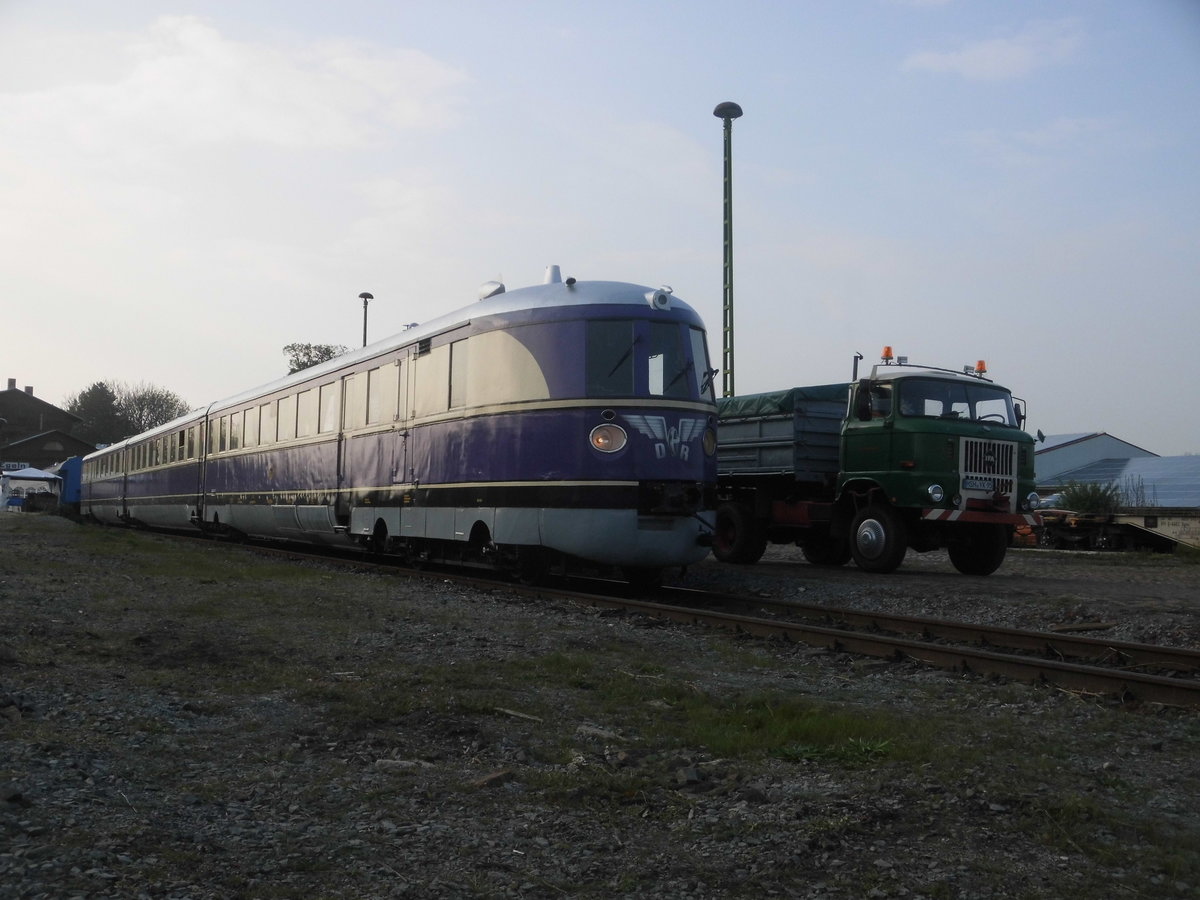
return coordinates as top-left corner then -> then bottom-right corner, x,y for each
81,268 -> 719,577
81,408 -> 208,528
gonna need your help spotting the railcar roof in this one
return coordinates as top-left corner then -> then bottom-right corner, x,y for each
221,278 -> 699,408
85,276 -> 701,457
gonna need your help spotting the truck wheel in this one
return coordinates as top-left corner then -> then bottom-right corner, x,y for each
948,524 -> 1008,576
850,504 -> 907,573
712,502 -> 767,565
801,536 -> 851,567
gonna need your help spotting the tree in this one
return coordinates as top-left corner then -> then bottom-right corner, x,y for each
115,381 -> 192,433
64,380 -> 191,444
64,381 -> 129,445
284,343 -> 348,374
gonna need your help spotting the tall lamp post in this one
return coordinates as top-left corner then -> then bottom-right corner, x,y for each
359,292 -> 374,347
713,101 -> 742,398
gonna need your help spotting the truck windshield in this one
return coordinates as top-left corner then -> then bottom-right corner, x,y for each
896,377 -> 1017,426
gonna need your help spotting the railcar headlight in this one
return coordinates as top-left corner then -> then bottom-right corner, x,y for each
702,427 -> 717,456
927,484 -> 945,503
1024,492 -> 1040,511
590,424 -> 627,453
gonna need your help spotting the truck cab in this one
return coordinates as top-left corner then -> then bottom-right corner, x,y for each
839,354 -> 1040,573
713,349 -> 1040,575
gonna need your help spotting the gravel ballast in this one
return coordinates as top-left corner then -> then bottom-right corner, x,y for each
2,513 -> 1199,899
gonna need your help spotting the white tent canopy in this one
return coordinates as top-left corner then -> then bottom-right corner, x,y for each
2,467 -> 62,505
4,467 -> 62,481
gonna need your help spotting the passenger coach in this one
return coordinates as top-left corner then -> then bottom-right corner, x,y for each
81,267 -> 719,580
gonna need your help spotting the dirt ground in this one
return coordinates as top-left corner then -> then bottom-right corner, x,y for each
3,514 -> 1199,899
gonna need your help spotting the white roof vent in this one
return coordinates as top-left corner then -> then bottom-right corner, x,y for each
544,264 -> 563,284
479,280 -> 505,300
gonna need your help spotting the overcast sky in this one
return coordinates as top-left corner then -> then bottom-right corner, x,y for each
2,1 -> 1197,455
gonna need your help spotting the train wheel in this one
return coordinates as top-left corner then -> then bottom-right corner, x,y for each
801,535 -> 852,567
712,502 -> 767,565
850,504 -> 907,573
948,524 -> 1008,576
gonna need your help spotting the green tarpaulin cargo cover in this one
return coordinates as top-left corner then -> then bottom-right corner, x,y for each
716,383 -> 850,421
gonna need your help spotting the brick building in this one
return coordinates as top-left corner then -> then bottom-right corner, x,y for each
0,379 -> 96,470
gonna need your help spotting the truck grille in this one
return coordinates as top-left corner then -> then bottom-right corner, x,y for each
960,438 -> 1017,499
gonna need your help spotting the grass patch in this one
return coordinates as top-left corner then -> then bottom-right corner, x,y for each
1175,543 -> 1200,565
656,688 -> 909,761
288,646 -> 930,772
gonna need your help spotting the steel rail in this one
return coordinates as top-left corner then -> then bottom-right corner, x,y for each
658,586 -> 1200,673
573,593 -> 1200,707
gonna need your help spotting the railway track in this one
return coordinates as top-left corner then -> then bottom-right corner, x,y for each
189,536 -> 1200,707
636,586 -> 1200,708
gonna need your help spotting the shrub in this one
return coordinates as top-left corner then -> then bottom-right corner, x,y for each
1058,481 -> 1122,514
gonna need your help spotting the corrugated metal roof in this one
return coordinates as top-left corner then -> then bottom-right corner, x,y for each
1041,456 -> 1200,508
1036,432 -> 1098,452
1036,432 -> 1156,456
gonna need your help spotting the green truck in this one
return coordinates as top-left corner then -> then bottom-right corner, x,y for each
713,350 -> 1041,575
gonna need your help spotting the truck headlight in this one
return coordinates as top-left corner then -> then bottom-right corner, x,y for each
590,424 -> 627,453
927,484 -> 945,503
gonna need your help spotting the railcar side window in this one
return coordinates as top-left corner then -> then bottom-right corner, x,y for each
260,402 -> 276,444
319,383 -> 339,433
449,339 -> 468,409
187,427 -> 195,459
367,365 -> 398,425
229,411 -> 242,450
243,407 -> 259,448
279,395 -> 297,440
412,346 -> 450,417
343,372 -> 367,430
219,416 -> 228,452
297,389 -> 317,437
176,430 -> 186,460
587,321 -> 635,397
463,328 -> 550,406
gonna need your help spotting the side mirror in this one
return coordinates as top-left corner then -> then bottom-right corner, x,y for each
1014,402 -> 1025,427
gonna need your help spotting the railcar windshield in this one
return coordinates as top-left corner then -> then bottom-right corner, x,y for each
586,320 -> 715,401
896,377 -> 1018,426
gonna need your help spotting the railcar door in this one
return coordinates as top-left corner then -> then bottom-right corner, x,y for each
193,420 -> 207,525
334,372 -> 357,526
390,353 -> 415,545
392,355 -> 411,486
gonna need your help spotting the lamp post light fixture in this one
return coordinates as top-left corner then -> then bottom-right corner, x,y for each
713,100 -> 742,398
359,292 -> 374,347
